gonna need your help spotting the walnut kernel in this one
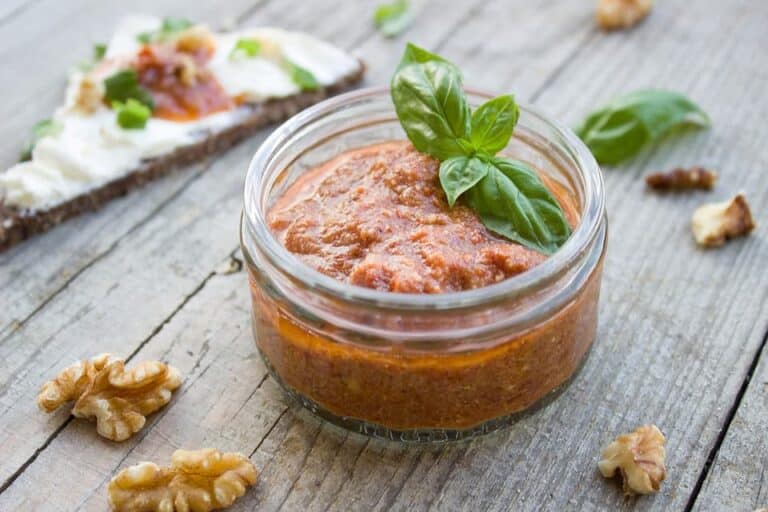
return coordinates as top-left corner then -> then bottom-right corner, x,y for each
598,424 -> 666,495
71,75 -> 105,113
692,194 -> 756,247
175,25 -> 216,54
646,167 -> 718,191
596,0 -> 653,30
108,448 -> 258,512
38,354 -> 181,441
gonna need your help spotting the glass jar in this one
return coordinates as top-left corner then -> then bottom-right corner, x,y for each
241,87 -> 606,442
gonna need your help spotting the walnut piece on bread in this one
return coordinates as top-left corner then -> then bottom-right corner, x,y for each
646,166 -> 718,191
108,448 -> 258,512
71,75 -> 105,114
37,353 -> 181,441
596,0 -> 653,30
692,194 -> 756,247
598,424 -> 666,495
174,25 -> 216,54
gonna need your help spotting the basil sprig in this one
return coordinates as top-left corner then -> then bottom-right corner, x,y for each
576,89 -> 710,165
391,44 -> 571,255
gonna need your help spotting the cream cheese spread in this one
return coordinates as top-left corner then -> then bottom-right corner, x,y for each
0,15 -> 359,211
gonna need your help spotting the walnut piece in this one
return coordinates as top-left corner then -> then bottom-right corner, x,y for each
596,0 -> 653,30
598,424 -> 666,495
175,25 -> 216,54
37,353 -> 181,441
646,166 -> 718,191
71,75 -> 105,113
108,448 -> 258,512
692,194 -> 756,247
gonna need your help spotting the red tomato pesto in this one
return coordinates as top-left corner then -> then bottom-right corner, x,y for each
250,140 -> 600,432
268,141 -> 579,293
135,44 -> 235,121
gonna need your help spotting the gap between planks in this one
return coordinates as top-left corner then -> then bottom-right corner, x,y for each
683,326 -> 768,512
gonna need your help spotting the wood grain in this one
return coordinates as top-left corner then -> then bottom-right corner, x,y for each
694,337 -> 768,512
0,0 -> 766,510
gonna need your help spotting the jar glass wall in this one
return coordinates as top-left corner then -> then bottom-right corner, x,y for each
241,87 -> 606,442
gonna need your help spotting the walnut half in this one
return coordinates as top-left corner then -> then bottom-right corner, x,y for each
37,353 -> 181,441
108,448 -> 258,512
596,0 -> 653,31
692,194 -> 756,248
598,424 -> 666,495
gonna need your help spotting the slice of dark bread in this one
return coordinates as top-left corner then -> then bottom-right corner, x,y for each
0,64 -> 364,253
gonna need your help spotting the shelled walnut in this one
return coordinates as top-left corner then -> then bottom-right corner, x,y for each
645,166 -> 718,191
37,353 -> 181,441
598,424 -> 666,495
596,0 -> 653,30
108,448 -> 258,512
692,194 -> 756,247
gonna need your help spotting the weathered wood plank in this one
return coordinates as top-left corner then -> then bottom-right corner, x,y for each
1,0 -> 766,511
0,260 -> 286,510
0,0 -> 595,505
694,338 -> 768,512
0,0 -> 267,336
0,0 -> 378,492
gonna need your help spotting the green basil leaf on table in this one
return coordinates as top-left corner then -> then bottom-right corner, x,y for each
465,158 -> 571,255
439,156 -> 490,207
470,94 -> 519,154
391,59 -> 471,160
19,119 -> 63,161
390,43 -> 571,254
373,0 -> 413,38
576,89 -> 710,165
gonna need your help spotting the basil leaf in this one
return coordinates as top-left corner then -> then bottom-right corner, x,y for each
103,70 -> 155,110
113,99 -> 151,130
19,119 -> 63,161
161,17 -> 192,33
285,60 -> 319,90
391,58 -> 471,160
76,43 -> 108,72
464,157 -> 571,255
137,32 -> 153,44
439,156 -> 490,207
373,0 -> 412,38
230,38 -> 261,59
576,89 -> 710,165
396,42 -> 453,73
93,43 -> 107,61
470,94 -> 519,154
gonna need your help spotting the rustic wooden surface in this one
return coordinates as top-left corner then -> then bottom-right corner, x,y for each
0,0 -> 766,510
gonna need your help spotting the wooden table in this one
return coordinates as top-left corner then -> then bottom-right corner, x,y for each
1,0 -> 766,510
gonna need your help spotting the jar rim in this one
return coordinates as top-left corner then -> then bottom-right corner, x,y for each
242,86 -> 605,310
